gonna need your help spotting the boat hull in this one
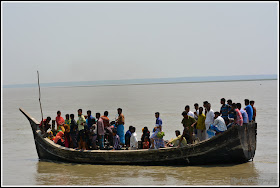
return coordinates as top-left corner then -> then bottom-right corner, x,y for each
20,108 -> 257,166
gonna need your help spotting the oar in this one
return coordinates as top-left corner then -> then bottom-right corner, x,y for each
37,71 -> 44,125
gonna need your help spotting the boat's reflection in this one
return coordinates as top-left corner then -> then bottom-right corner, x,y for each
35,160 -> 260,185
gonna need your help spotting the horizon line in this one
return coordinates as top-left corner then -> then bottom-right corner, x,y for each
3,74 -> 278,88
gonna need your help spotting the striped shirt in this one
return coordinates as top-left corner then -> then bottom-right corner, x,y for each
220,104 -> 230,118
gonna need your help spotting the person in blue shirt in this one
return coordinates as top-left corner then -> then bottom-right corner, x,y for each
112,128 -> 122,150
244,99 -> 253,122
220,98 -> 231,124
150,112 -> 164,149
86,110 -> 96,129
86,110 -> 96,149
227,99 -> 235,119
237,103 -> 249,124
125,126 -> 133,148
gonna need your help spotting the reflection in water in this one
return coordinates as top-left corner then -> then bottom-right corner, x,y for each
36,160 -> 260,185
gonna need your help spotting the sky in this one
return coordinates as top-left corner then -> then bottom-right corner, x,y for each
2,2 -> 279,85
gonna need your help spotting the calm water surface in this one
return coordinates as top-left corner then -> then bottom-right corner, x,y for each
2,80 -> 279,186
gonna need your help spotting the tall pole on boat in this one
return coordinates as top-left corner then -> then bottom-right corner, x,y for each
37,71 -> 44,123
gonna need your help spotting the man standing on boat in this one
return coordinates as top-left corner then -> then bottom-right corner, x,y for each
237,103 -> 249,125
185,105 -> 195,118
233,103 -> 243,126
86,110 -> 96,129
101,111 -> 113,146
194,107 -> 206,141
70,114 -> 78,149
205,103 -> 214,139
77,109 -> 87,150
227,99 -> 235,120
250,100 -> 257,121
193,103 -> 199,120
150,112 -> 164,149
179,111 -> 196,145
244,99 -> 253,122
220,98 -> 230,125
96,113 -> 105,150
203,101 -> 208,115
116,108 -> 125,145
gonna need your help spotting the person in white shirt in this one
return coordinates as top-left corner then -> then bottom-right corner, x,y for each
203,101 -> 209,115
193,103 -> 199,120
210,112 -> 227,133
205,103 -> 214,139
130,126 -> 138,150
185,105 -> 195,118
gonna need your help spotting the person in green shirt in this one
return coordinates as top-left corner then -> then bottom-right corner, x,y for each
179,111 -> 196,146
77,109 -> 87,150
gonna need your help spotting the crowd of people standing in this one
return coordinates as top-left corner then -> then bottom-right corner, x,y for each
39,98 -> 256,150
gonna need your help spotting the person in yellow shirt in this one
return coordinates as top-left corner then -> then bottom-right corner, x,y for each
194,107 -> 206,142
168,130 -> 187,147
47,130 -> 55,141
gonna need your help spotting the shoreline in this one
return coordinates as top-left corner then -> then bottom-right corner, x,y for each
3,78 -> 277,89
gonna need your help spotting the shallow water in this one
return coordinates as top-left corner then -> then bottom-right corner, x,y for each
2,80 -> 278,185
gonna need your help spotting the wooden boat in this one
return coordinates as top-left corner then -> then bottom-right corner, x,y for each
20,108 -> 257,166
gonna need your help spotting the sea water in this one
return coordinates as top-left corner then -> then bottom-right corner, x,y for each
2,80 -> 278,185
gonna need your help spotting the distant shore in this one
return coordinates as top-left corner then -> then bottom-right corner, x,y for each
3,74 -> 277,89
54,78 -> 277,89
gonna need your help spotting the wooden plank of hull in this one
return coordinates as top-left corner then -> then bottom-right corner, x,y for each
19,108 -> 257,166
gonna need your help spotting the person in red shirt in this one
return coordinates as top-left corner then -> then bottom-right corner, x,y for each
54,130 -> 64,146
56,111 -> 65,130
228,103 -> 243,126
143,136 -> 150,149
101,111 -> 113,146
